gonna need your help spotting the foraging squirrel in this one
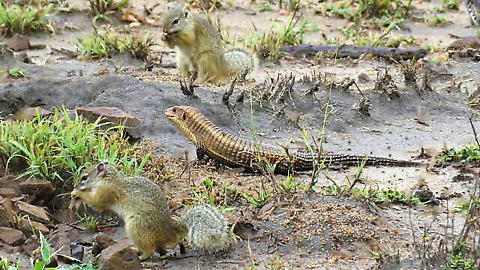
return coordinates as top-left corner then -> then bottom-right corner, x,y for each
162,8 -> 256,83
70,161 -> 232,260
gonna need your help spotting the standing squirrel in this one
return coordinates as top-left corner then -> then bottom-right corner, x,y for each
70,161 -> 232,260
162,8 -> 256,83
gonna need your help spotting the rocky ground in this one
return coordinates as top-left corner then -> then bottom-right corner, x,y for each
1,0 -> 480,269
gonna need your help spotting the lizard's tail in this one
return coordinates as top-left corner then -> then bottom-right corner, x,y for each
320,154 -> 422,167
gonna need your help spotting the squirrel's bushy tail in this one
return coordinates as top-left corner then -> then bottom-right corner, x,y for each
181,204 -> 232,252
224,48 -> 257,79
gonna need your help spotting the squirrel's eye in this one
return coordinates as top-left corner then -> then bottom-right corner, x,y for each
81,174 -> 88,182
172,18 -> 179,25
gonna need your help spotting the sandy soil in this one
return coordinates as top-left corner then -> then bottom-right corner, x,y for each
1,0 -> 480,268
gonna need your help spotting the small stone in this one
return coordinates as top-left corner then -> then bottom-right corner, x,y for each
16,201 -> 50,222
98,242 -> 141,270
0,227 -> 25,245
358,73 -> 371,83
22,234 -> 40,256
0,175 -> 21,192
19,179 -> 55,196
93,233 -> 117,255
0,198 -> 15,226
76,106 -> 140,128
447,37 -> 480,50
19,218 -> 49,234
70,244 -> 84,261
0,188 -> 20,198
5,34 -> 30,51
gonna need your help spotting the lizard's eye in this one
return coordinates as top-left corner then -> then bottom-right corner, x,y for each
172,18 -> 179,25
172,107 -> 177,113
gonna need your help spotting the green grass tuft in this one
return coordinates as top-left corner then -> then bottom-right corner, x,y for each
0,1 -> 54,36
0,107 -> 150,187
76,29 -> 155,60
88,0 -> 130,15
245,14 -> 314,61
7,68 -> 27,78
441,144 -> 480,163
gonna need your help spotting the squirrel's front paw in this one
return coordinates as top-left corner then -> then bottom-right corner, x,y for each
71,190 -> 80,199
69,190 -> 83,215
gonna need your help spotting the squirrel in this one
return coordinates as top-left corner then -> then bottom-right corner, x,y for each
161,8 -> 256,83
69,161 -> 232,260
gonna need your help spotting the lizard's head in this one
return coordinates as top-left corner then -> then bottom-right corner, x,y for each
165,106 -> 201,145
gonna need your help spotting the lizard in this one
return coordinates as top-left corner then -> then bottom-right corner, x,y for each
165,105 -> 422,174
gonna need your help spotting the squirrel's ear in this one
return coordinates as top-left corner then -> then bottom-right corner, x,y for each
96,162 -> 107,177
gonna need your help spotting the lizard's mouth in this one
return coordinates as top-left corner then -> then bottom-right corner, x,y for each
164,107 -> 177,120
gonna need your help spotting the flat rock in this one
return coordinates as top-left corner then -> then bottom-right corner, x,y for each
19,179 -> 55,196
98,242 -> 141,270
76,106 -> 140,128
0,227 -> 25,245
48,224 -> 81,258
19,218 -> 49,234
0,198 -> 15,226
0,175 -> 21,193
447,37 -> 480,50
92,233 -> 117,255
5,34 -> 30,51
16,201 -> 50,222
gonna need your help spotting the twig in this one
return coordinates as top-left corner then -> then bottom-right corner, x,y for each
469,115 -> 480,149
222,77 -> 237,106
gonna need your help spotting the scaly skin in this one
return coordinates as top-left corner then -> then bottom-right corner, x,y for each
165,106 -> 421,174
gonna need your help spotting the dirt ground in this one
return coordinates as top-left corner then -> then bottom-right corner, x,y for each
1,0 -> 480,269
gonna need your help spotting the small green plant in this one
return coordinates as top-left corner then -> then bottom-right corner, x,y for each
83,215 -> 99,233
433,6 -> 445,13
246,14 -> 314,60
0,1 -> 54,36
445,242 -> 476,270
242,181 -> 271,208
325,0 -> 411,23
456,200 -> 480,214
423,43 -> 440,52
430,16 -> 447,26
278,174 -> 301,191
0,107 -> 150,186
258,2 -> 273,12
193,176 -> 218,206
374,189 -> 421,205
62,262 -> 98,270
32,232 -> 98,270
0,257 -> 19,270
88,0 -> 129,15
7,68 -> 27,78
441,144 -> 480,163
76,29 -> 155,60
34,232 -> 60,270
443,0 -> 458,10
329,185 -> 421,205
